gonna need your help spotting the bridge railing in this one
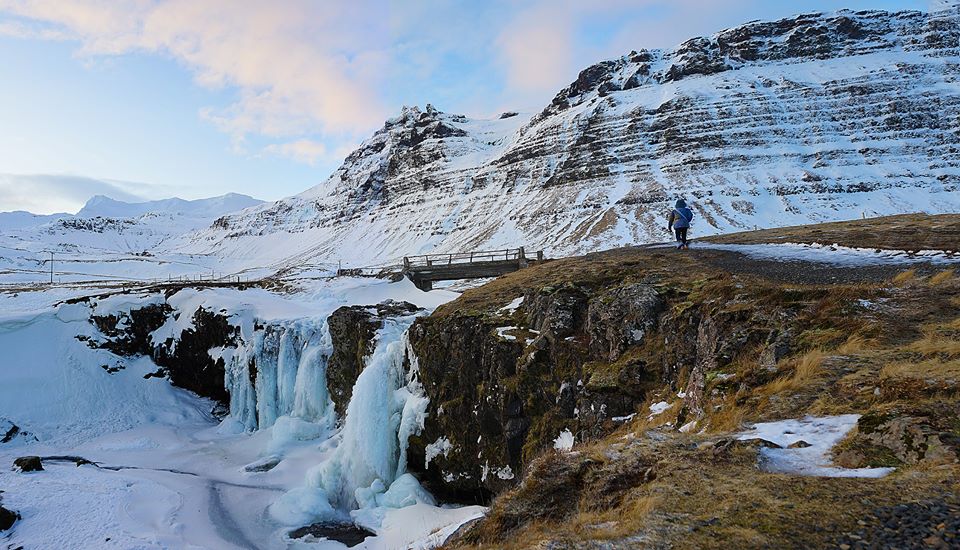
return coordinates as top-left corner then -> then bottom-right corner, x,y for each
403,247 -> 543,269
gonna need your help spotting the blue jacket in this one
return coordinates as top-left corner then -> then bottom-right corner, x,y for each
670,207 -> 693,229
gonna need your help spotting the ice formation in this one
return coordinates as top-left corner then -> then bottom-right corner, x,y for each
270,313 -> 435,526
223,318 -> 336,432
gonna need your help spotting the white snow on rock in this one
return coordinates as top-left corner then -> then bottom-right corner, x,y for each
737,414 -> 895,478
648,401 -> 671,419
553,429 -> 575,452
498,297 -> 524,314
425,436 -> 454,468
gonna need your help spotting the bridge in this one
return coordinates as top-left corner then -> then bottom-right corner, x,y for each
400,247 -> 544,291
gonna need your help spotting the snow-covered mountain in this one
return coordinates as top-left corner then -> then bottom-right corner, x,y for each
178,7 -> 960,268
76,193 -> 262,219
0,193 -> 263,284
0,211 -> 71,231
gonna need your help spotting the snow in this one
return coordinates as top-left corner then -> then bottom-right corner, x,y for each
698,242 -> 960,266
648,401 -> 671,419
424,437 -> 454,468
553,429 -> 575,452
737,415 -> 895,478
498,296 -> 524,314
0,276 -> 480,549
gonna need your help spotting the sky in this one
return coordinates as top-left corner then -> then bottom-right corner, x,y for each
0,0 -> 941,214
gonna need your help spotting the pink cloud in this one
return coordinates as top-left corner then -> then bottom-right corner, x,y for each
0,0 -> 388,141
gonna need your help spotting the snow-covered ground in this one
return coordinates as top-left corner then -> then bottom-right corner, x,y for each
0,277 -> 483,549
737,415 -> 895,479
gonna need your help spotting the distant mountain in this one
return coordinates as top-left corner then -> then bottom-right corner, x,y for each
76,193 -> 263,220
178,7 -> 960,269
0,193 -> 264,284
0,211 -> 71,230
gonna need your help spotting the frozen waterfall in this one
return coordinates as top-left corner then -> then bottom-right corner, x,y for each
270,313 -> 435,526
222,318 -> 336,432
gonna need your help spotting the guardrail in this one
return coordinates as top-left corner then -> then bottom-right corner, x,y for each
402,247 -> 543,269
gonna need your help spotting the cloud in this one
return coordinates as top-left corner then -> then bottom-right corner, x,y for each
261,139 -> 328,166
0,0 -> 388,143
0,0 -> 931,161
495,3 -> 575,97
0,173 -> 153,215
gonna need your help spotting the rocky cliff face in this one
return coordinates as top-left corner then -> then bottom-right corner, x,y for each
84,290 -> 421,431
402,251 -> 820,501
181,8 -> 960,269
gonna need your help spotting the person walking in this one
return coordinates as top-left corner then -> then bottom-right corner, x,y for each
668,199 -> 694,249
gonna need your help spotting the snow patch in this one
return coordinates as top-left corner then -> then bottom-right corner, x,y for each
553,429 -> 575,452
737,415 -> 895,478
425,436 -> 454,469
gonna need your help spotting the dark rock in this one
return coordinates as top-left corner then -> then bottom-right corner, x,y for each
839,403 -> 960,466
90,303 -> 172,357
1,418 -> 37,445
586,283 -> 663,362
788,440 -> 812,448
288,522 -> 375,546
525,285 -> 589,340
759,330 -> 792,371
712,437 -> 782,457
151,307 -> 239,405
0,505 -> 19,531
13,456 -> 43,472
243,456 -> 282,473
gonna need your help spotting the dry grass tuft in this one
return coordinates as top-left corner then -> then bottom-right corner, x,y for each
907,326 -> 960,358
892,269 -> 917,284
793,349 -> 827,381
837,333 -> 873,354
929,270 -> 955,286
707,395 -> 749,432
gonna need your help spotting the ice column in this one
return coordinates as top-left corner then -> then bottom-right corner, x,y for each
224,318 -> 335,431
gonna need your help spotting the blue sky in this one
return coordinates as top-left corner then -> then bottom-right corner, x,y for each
0,0 -> 936,213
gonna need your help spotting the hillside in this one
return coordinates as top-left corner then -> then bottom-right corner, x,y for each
398,214 -> 959,548
178,7 -> 960,271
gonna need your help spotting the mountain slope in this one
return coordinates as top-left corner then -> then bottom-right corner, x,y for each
184,8 -> 958,268
76,193 -> 262,219
0,193 -> 264,285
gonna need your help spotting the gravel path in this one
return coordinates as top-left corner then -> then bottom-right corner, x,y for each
685,248 -> 945,285
835,498 -> 960,549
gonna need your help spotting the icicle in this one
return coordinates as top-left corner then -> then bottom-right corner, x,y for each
223,317 -> 335,432
302,314 -> 431,513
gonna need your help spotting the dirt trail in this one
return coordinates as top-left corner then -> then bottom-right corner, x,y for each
685,247 -> 944,285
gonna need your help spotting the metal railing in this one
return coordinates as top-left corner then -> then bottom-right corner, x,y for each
402,247 -> 543,269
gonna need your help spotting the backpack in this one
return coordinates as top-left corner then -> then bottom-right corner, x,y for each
673,207 -> 693,228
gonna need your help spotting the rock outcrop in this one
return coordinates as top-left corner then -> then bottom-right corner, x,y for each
1,418 -> 37,445
13,456 -> 43,472
405,261 -> 793,501
0,503 -> 19,532
90,302 -> 237,405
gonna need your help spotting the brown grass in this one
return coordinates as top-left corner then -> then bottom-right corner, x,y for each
707,394 -> 749,432
892,269 -> 917,284
880,359 -> 960,383
929,270 -> 955,286
836,333 -> 874,354
702,213 -> 960,251
907,327 -> 960,358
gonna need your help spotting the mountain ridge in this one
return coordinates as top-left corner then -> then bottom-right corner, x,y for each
175,7 -> 960,271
